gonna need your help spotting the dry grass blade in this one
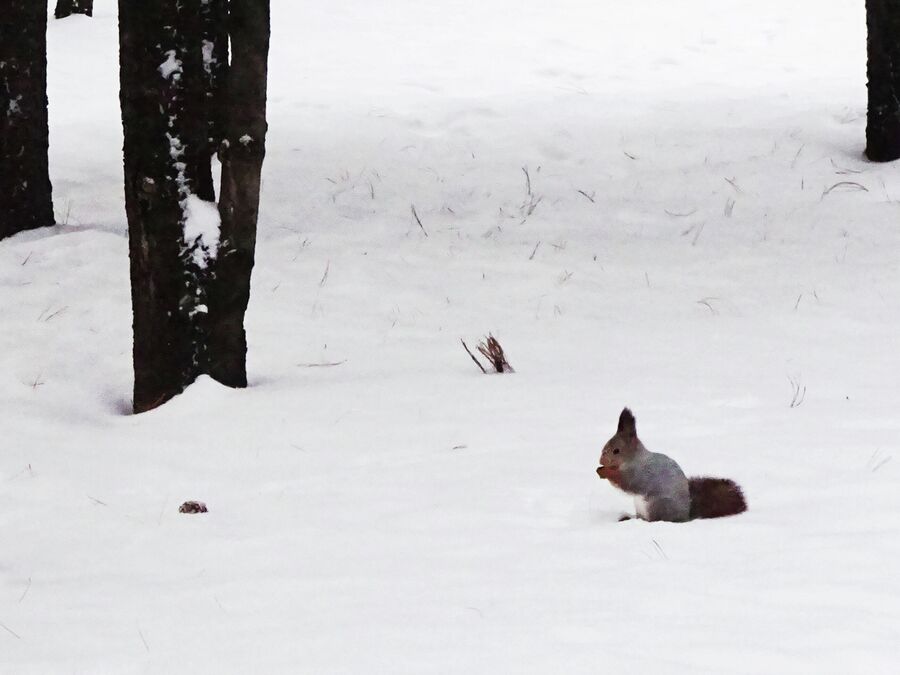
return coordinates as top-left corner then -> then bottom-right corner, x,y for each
410,205 -> 428,236
460,339 -> 487,374
297,360 -> 347,368
0,620 -> 21,640
665,208 -> 697,218
788,375 -> 806,408
822,181 -> 869,198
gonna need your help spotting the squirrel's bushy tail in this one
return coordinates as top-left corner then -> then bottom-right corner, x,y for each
688,477 -> 747,519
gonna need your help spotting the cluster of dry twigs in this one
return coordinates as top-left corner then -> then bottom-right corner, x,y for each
461,335 -> 514,374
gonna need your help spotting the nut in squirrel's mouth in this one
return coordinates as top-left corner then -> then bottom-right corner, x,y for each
596,465 -> 618,477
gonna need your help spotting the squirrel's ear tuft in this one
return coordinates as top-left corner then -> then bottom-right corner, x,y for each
617,408 -> 636,437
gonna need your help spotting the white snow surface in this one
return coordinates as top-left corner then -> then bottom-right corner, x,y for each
2,0 -> 900,672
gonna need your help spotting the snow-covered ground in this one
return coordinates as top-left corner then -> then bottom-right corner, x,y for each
3,0 -> 900,672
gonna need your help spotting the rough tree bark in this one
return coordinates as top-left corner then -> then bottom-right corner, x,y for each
207,0 -> 270,387
0,1 -> 55,240
195,0 -> 229,202
119,1 -> 215,412
119,0 -> 269,412
55,0 -> 93,20
866,0 -> 900,161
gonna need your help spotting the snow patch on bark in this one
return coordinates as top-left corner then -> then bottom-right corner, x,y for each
7,95 -> 22,117
158,50 -> 182,80
183,194 -> 221,268
201,40 -> 216,74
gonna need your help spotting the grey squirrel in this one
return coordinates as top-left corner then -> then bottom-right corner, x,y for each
596,408 -> 747,522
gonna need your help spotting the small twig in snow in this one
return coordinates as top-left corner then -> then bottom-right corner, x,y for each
652,539 -> 668,560
319,261 -> 330,287
724,177 -> 743,194
522,167 -> 532,196
410,205 -> 428,237
665,208 -> 697,218
528,241 -> 541,260
520,195 -> 543,223
0,620 -> 21,640
296,360 -> 347,368
697,297 -> 719,315
867,450 -> 893,473
872,456 -> 892,472
18,578 -> 31,603
822,181 -> 868,198
461,339 -> 487,374
788,375 -> 806,408
576,189 -> 595,203
724,198 -> 735,218
138,627 -> 150,652
830,158 -> 864,175
691,223 -> 706,246
40,306 -> 67,322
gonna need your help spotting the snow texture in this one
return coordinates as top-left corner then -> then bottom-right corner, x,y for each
1,0 -> 899,673
183,193 -> 220,267
158,49 -> 182,81
201,39 -> 215,74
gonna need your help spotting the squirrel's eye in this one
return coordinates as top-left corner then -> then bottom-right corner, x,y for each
613,449 -> 620,455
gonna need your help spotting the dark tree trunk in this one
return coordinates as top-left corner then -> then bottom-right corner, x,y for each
55,0 -> 93,20
119,0 -> 269,411
866,0 -> 900,161
0,1 -> 54,240
196,0 -> 229,202
119,1 -> 215,412
207,0 -> 270,387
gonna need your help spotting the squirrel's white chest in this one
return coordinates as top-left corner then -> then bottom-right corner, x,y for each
634,496 -> 651,520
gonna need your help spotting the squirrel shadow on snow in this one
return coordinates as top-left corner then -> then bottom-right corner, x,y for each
596,408 -> 747,523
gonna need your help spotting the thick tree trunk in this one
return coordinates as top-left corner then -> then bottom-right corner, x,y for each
0,1 -> 54,240
119,0 -> 269,411
866,0 -> 900,161
119,1 -> 215,412
207,0 -> 270,387
55,0 -> 93,20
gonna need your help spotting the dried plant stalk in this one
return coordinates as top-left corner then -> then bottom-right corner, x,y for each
477,335 -> 514,373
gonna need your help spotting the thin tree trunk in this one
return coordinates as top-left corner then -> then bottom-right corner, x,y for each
866,0 -> 900,161
55,0 -> 93,20
0,1 -> 54,240
207,0 -> 270,387
196,0 -> 229,202
119,1 -> 213,412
